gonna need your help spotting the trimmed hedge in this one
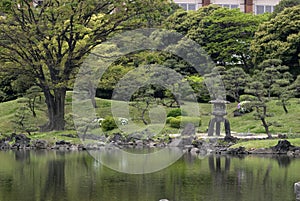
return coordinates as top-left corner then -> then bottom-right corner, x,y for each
169,116 -> 201,128
101,116 -> 118,131
166,117 -> 175,124
167,108 -> 188,118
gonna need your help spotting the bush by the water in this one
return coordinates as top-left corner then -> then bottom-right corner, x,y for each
169,116 -> 201,128
167,108 -> 187,118
101,116 -> 118,131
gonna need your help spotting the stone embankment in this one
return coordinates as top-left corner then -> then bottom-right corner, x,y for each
1,133 -> 300,157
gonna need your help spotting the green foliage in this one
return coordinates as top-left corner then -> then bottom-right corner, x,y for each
237,101 -> 253,114
167,5 -> 267,70
24,86 -> 42,117
289,75 -> 300,96
251,5 -> 300,76
223,67 -> 249,102
169,116 -> 201,128
0,0 -> 12,14
186,75 -> 210,102
258,59 -> 292,99
98,65 -> 134,97
101,116 -> 118,132
230,138 -> 300,150
0,0 -> 174,131
244,73 -> 275,138
244,59 -> 292,138
13,106 -> 39,135
3,95 -> 300,136
166,4 -> 220,35
272,0 -> 300,17
240,95 -> 256,102
166,116 -> 175,124
253,59 -> 294,113
0,70 -> 23,102
64,113 -> 75,130
167,108 -> 187,117
164,9 -> 189,34
169,117 -> 181,128
203,66 -> 226,100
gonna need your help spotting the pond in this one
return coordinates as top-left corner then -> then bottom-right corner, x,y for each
0,150 -> 299,201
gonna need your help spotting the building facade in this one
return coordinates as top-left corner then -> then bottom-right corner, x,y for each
173,0 -> 281,14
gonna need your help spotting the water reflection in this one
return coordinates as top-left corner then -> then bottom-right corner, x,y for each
273,155 -> 292,167
14,150 -> 30,162
208,155 -> 231,173
42,152 -> 66,201
0,151 -> 299,201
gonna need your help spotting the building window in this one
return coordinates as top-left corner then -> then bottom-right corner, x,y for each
256,5 -> 274,14
218,4 -> 239,9
178,3 -> 197,11
188,4 -> 196,10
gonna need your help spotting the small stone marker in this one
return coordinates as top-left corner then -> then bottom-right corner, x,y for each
295,182 -> 300,200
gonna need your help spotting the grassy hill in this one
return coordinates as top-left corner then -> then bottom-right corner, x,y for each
1,92 -> 300,139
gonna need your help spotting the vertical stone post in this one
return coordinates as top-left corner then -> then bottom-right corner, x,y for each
295,182 -> 300,201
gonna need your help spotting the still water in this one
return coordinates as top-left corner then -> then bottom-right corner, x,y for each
0,150 -> 299,201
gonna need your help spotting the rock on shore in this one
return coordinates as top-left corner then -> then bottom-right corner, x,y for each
1,133 -> 300,157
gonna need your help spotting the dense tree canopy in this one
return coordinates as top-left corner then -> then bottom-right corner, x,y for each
251,5 -> 300,76
272,0 -> 300,17
0,0 -> 174,131
222,67 -> 249,102
1,0 -> 299,137
166,5 -> 267,71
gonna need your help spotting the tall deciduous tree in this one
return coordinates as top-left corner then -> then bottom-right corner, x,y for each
198,8 -> 266,70
251,5 -> 300,76
0,0 -> 173,131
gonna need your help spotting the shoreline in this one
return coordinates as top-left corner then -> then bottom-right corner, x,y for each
1,133 -> 300,157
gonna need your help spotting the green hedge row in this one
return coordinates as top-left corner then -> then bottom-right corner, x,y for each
167,108 -> 188,118
168,116 -> 201,128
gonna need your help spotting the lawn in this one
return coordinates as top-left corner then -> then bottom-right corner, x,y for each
230,138 -> 300,150
1,93 -> 300,139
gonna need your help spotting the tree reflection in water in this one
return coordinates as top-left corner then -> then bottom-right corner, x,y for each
0,151 -> 299,201
41,152 -> 66,201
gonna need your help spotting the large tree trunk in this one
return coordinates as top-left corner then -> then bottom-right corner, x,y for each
41,87 -> 66,131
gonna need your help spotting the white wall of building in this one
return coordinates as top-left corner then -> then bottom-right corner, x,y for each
173,0 -> 282,13
173,0 -> 202,10
211,0 -> 243,11
253,0 -> 281,14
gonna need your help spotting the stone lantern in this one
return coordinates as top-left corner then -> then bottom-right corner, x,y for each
207,99 -> 231,136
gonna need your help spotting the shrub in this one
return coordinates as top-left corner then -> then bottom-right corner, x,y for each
170,117 -> 181,128
64,113 -> 75,130
166,117 -> 175,124
167,108 -> 187,118
240,94 -> 256,102
169,116 -> 201,128
101,116 -> 118,131
181,116 -> 201,128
